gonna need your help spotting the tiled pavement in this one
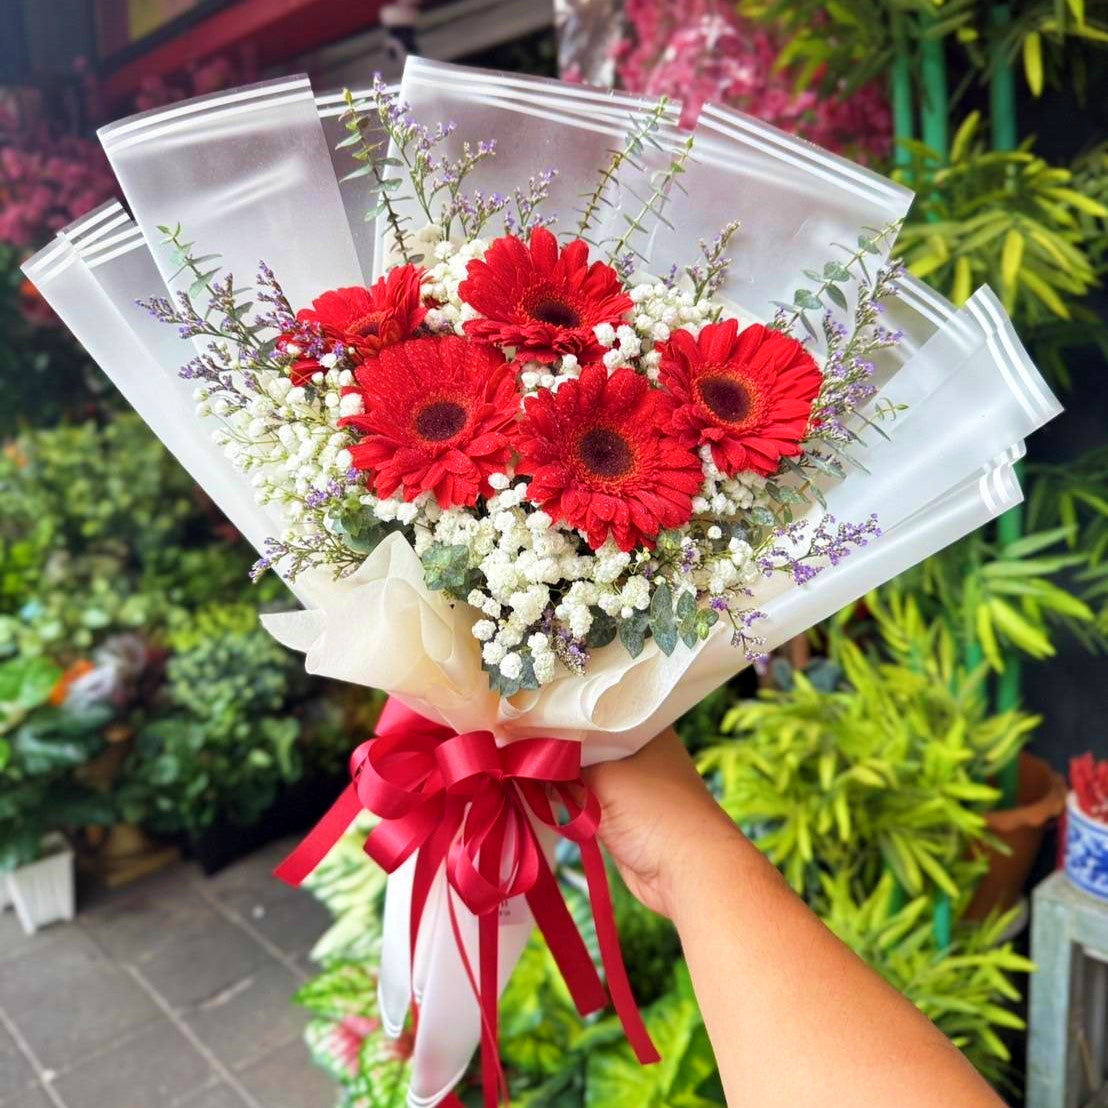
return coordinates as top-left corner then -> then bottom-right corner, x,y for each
0,839 -> 338,1108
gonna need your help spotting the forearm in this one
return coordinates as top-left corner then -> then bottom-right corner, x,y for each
670,828 -> 1004,1108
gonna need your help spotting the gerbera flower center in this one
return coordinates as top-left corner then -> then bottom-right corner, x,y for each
415,400 -> 468,442
698,373 -> 753,425
348,310 -> 387,337
525,291 -> 582,329
578,427 -> 633,479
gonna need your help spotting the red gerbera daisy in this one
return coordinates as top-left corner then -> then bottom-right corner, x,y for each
340,334 -> 519,508
657,319 -> 823,477
516,365 -> 702,552
297,264 -> 427,361
458,227 -> 632,364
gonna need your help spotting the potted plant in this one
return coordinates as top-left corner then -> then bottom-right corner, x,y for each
696,605 -> 1037,906
0,656 -> 114,933
1064,752 -> 1108,900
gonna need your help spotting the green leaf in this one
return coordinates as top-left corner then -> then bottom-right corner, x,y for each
1023,31 -> 1044,96
295,962 -> 379,1021
822,261 -> 851,281
340,164 -> 376,182
793,289 -> 822,310
0,656 -> 61,722
586,609 -> 618,648
649,583 -> 678,656
825,283 -> 849,310
618,613 -> 649,659
421,543 -> 469,593
188,270 -> 219,299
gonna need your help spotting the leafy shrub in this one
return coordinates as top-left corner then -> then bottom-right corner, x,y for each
116,616 -> 305,836
697,632 -> 1035,899
0,655 -> 113,870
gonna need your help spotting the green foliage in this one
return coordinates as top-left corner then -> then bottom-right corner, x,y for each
583,977 -> 720,1108
0,415 -> 267,657
887,523 -> 1102,665
0,245 -> 121,436
0,654 -> 114,869
698,608 -> 1036,900
115,616 -> 305,835
896,112 -> 1107,322
303,812 -> 387,967
295,962 -> 411,1107
501,943 -> 721,1108
742,0 -> 1108,98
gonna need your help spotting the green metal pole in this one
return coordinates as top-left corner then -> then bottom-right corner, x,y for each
990,2 -> 1023,810
891,12 -> 915,168
918,18 -> 953,951
919,29 -> 949,159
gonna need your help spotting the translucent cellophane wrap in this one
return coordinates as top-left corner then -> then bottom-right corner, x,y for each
23,58 -> 1060,1107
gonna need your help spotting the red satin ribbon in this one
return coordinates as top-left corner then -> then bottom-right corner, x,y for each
275,698 -> 659,1106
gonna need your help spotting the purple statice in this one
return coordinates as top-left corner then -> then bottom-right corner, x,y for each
613,251 -> 638,283
762,512 -> 881,587
254,261 -> 296,333
684,219 -> 741,299
729,607 -> 768,664
503,169 -> 557,238
549,624 -> 588,675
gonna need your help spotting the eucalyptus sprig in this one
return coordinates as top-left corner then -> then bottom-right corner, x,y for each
337,88 -> 415,265
606,133 -> 695,280
771,219 -> 902,339
576,97 -> 673,239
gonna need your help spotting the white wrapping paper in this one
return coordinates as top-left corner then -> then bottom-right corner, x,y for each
21,59 -> 1062,1108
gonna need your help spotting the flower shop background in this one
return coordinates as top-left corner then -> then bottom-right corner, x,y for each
0,1 -> 1106,1107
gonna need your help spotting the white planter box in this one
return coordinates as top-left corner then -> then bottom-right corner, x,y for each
5,834 -> 76,935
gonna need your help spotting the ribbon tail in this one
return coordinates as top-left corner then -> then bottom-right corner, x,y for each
579,837 -> 660,1065
273,782 -> 361,887
525,840 -> 607,1017
479,908 -> 502,1108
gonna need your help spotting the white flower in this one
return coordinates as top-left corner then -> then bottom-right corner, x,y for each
533,650 -> 556,684
482,641 -> 507,666
338,392 -> 364,417
473,620 -> 496,642
499,652 -> 523,681
593,322 -> 616,347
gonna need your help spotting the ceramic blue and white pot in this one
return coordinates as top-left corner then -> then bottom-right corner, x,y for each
1065,791 -> 1108,901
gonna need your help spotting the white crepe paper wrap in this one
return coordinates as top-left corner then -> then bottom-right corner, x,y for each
21,61 -> 1062,1108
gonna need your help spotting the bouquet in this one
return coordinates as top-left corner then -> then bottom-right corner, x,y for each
24,59 -> 1060,1107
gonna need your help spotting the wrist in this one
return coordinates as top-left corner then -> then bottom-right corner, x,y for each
657,812 -> 753,921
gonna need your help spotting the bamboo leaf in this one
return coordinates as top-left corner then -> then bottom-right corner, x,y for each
1023,32 -> 1044,96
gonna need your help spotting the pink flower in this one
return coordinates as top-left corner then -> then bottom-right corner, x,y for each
612,0 -> 891,163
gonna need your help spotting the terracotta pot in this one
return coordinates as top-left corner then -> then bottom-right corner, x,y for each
965,751 -> 1066,920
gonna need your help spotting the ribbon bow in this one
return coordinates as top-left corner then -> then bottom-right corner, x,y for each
275,699 -> 658,1107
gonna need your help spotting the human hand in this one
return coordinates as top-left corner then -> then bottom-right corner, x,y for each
582,727 -> 742,919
